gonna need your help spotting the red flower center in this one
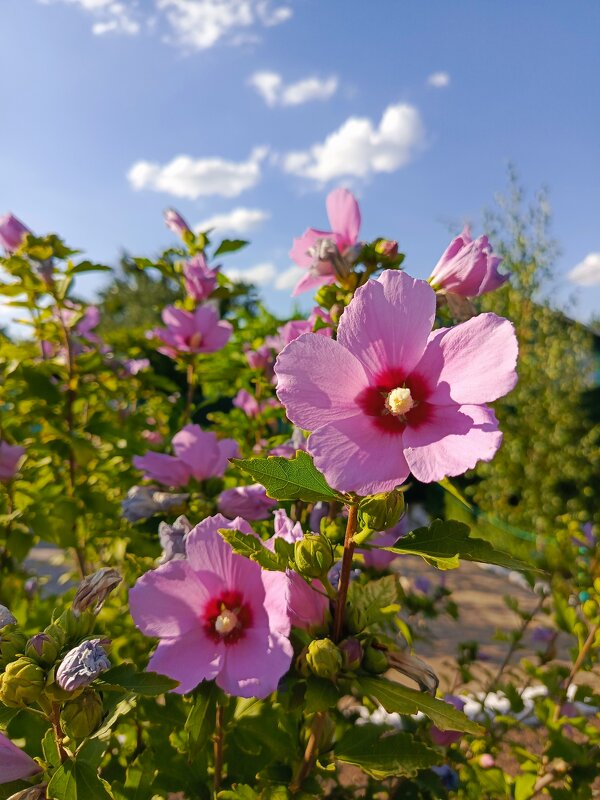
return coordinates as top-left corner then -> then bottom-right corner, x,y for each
355,368 -> 431,434
202,590 -> 253,645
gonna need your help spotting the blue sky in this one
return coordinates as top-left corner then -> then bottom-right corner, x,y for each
1,0 -> 599,325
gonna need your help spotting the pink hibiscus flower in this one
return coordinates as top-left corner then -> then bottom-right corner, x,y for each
153,305 -> 232,359
134,424 -> 238,487
0,213 -> 30,252
429,227 -> 507,297
275,270 -> 518,495
129,514 -> 293,697
183,254 -> 219,302
218,484 -> 277,521
0,441 -> 25,482
290,188 -> 361,296
0,731 -> 40,783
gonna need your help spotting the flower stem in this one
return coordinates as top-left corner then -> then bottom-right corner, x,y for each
184,360 -> 196,424
290,710 -> 326,794
212,701 -> 224,797
332,504 -> 358,643
50,702 -> 69,763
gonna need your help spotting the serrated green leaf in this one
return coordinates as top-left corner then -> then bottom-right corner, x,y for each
185,682 -> 217,751
218,528 -> 291,571
384,518 -> 535,571
304,677 -> 341,713
214,239 -> 249,256
358,675 -> 482,734
232,451 -> 342,503
346,574 -> 400,632
96,663 -> 179,696
47,758 -> 114,800
335,723 -> 439,779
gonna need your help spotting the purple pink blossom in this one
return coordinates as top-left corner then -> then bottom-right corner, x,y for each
164,208 -> 191,238
153,305 -> 232,359
0,731 -> 41,783
218,483 -> 277,521
233,389 -> 260,417
129,514 -> 293,697
183,254 -> 219,302
56,639 -> 111,691
0,441 -> 25,482
0,213 -> 30,252
275,269 -> 518,494
429,227 -> 507,297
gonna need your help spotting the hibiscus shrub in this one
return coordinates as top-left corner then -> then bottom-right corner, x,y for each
0,195 -> 598,800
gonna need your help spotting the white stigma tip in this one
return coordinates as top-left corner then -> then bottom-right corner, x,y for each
215,609 -> 239,635
385,387 -> 414,417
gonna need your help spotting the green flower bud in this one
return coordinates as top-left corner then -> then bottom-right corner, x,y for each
357,490 -> 404,534
25,633 -> 60,666
314,285 -> 339,310
320,517 -> 346,545
0,628 -> 26,670
374,239 -> 399,258
60,689 -> 103,739
361,644 -> 389,675
44,665 -> 78,704
582,599 -> 598,620
294,535 -> 334,579
261,787 -> 291,800
345,605 -> 368,635
306,638 -> 342,681
339,638 -> 363,671
43,623 -> 66,651
0,657 -> 45,707
54,609 -> 95,644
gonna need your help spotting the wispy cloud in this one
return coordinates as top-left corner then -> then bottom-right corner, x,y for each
427,71 -> 450,88
222,261 -> 276,285
195,207 -> 270,234
274,265 -> 303,290
38,0 -> 141,36
249,71 -> 339,107
127,147 -> 268,199
281,103 -> 425,184
568,252 -> 600,286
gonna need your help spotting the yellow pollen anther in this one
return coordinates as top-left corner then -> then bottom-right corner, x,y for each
215,609 -> 239,636
385,387 -> 415,417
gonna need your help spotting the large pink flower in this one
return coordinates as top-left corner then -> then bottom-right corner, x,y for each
134,424 -> 238,487
0,441 -> 25,482
429,227 -> 507,297
290,188 -> 361,296
275,270 -> 518,495
154,305 -> 232,359
0,731 -> 40,783
129,514 -> 293,697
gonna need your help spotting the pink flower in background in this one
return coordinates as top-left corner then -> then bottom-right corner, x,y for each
129,514 -> 292,697
290,188 -> 361,296
0,213 -> 30,252
218,484 -> 277,521
0,441 -> 25,482
183,254 -> 219,301
164,208 -> 191,238
233,389 -> 260,417
429,227 -> 507,297
245,344 -> 274,375
154,305 -> 232,359
134,424 -> 238,487
361,518 -> 408,571
123,358 -> 150,375
0,731 -> 41,783
275,270 -> 518,495
430,694 -> 467,746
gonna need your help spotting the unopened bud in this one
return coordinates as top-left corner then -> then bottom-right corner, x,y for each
0,657 -> 45,707
60,689 -> 103,739
25,633 -> 60,666
320,517 -> 346,545
121,485 -> 189,522
158,515 -> 192,564
362,644 -> 389,675
56,639 -> 111,692
374,239 -> 399,258
294,535 -> 334,579
164,208 -> 191,239
0,629 -> 27,670
0,605 -> 16,629
306,638 -> 342,681
54,609 -> 96,644
339,638 -> 363,671
357,490 -> 405,535
6,788 -> 47,800
72,568 -> 122,615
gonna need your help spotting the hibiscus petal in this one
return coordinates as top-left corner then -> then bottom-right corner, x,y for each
289,227 -> 330,268
415,313 -> 518,405
129,560 -> 211,638
217,628 -> 293,699
148,631 -> 222,695
275,334 -> 370,431
404,404 -> 502,483
172,424 -> 222,480
337,271 -> 436,379
292,270 -> 336,297
132,452 -> 191,487
326,188 -> 361,248
0,732 -> 41,782
308,414 -> 410,495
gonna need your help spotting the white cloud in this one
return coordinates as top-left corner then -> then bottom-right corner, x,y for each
155,0 -> 292,50
281,103 -> 425,183
223,262 -> 276,285
127,147 -> 267,199
568,253 -> 600,286
195,207 -> 270,234
427,71 -> 450,88
38,0 -> 141,35
249,71 -> 338,107
274,265 -> 303,290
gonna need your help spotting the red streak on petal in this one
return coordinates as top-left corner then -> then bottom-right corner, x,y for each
354,368 -> 433,434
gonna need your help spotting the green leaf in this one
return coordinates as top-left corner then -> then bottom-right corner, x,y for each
218,527 -> 292,571
68,261 -> 112,275
214,239 -> 249,256
96,663 -> 179,696
47,758 -> 114,800
217,786 -> 258,800
384,518 -> 535,571
185,682 -> 217,751
304,677 -> 341,713
43,726 -> 61,770
358,675 -> 482,734
346,575 -> 400,631
232,451 -> 342,504
335,724 -> 439,779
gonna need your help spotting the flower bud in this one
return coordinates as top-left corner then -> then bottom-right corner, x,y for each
54,609 -> 96,644
56,639 -> 111,692
6,788 -> 47,800
374,239 -> 399,258
358,490 -> 405,534
339,638 -> 363,671
121,485 -> 190,523
72,568 -> 122,616
294,535 -> 334,579
320,517 -> 346,545
43,622 -> 66,651
0,213 -> 30,252
158,515 -> 192,564
0,605 -> 16,629
164,208 -> 191,239
25,633 -> 60,666
305,638 -> 342,681
0,657 -> 45,707
361,644 -> 389,675
0,629 -> 27,670
60,689 -> 103,739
